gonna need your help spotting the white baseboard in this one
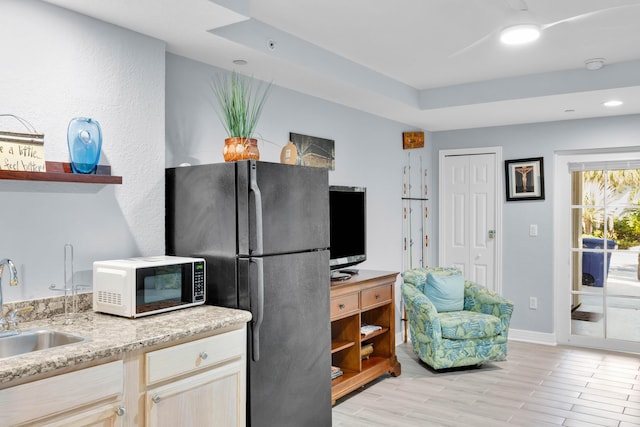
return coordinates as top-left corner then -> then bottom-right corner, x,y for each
509,328 -> 556,346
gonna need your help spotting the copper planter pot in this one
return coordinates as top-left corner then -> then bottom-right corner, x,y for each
223,137 -> 260,162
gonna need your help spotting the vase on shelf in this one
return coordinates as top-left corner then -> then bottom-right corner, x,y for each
67,117 -> 102,174
223,137 -> 260,162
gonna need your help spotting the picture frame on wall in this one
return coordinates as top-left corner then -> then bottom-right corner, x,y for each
288,132 -> 335,170
505,157 -> 545,201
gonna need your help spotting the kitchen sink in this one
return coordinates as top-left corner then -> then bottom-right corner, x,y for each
0,328 -> 88,358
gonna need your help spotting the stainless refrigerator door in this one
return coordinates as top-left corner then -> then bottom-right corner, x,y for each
237,160 -> 329,256
166,162 -> 238,257
166,163 -> 241,307
246,250 -> 331,427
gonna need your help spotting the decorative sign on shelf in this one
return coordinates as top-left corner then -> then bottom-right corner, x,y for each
0,115 -> 46,172
402,131 -> 424,150
0,131 -> 46,172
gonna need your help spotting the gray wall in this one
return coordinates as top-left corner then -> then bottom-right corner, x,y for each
5,0 -> 640,339
165,54 -> 429,341
431,115 -> 640,332
165,53 -> 423,276
0,0 -> 166,302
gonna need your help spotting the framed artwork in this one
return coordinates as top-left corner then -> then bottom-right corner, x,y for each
402,131 -> 424,149
505,157 -> 545,201
288,132 -> 335,170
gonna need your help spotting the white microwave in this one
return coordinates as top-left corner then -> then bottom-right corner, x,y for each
93,256 -> 205,318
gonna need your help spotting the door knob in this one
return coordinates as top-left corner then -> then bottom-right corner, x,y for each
488,230 -> 496,239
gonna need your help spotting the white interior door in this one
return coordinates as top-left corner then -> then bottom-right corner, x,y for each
439,149 -> 501,292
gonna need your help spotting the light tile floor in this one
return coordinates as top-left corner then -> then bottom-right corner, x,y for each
333,341 -> 640,426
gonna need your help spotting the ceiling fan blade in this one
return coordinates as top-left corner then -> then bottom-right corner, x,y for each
542,3 -> 640,30
449,28 -> 499,58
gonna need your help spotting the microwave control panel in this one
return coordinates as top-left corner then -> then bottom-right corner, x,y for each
194,260 -> 205,301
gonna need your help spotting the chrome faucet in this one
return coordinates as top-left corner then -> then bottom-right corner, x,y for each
0,258 -> 20,336
0,258 -> 19,309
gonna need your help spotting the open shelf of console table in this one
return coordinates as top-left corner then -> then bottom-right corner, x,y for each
330,270 -> 401,404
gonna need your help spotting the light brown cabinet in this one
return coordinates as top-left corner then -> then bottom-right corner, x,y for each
330,270 -> 401,403
0,324 -> 247,427
143,326 -> 246,427
0,361 -> 125,426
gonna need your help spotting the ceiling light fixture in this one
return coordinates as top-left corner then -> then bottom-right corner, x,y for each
603,100 -> 623,107
499,24 -> 541,45
232,59 -> 247,66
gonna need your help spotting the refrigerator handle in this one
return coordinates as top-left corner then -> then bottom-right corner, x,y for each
249,162 -> 264,255
250,257 -> 264,362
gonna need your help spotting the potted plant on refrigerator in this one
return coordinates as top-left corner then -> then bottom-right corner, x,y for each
211,71 -> 272,162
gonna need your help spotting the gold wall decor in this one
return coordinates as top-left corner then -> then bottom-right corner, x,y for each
402,131 -> 424,150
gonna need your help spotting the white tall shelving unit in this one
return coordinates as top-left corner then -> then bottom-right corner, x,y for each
401,152 -> 428,341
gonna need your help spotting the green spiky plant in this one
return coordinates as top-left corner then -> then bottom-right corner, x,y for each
211,71 -> 272,139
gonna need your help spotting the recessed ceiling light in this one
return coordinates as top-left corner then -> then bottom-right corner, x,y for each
500,24 -> 541,45
564,109 -> 575,113
232,59 -> 247,66
585,58 -> 605,71
603,100 -> 623,107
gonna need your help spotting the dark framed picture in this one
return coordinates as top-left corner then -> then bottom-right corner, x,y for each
505,157 -> 545,201
288,132 -> 335,170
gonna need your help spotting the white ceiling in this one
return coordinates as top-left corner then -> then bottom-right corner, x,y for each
43,0 -> 640,131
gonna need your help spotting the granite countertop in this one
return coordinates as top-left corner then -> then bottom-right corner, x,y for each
0,305 -> 252,385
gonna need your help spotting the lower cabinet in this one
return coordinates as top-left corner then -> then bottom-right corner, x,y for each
146,359 -> 244,426
0,324 -> 247,427
144,326 -> 246,427
43,403 -> 126,427
0,361 -> 125,426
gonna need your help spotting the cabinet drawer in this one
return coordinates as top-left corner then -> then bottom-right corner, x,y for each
330,293 -> 359,319
361,284 -> 392,309
0,361 -> 123,426
146,325 -> 245,385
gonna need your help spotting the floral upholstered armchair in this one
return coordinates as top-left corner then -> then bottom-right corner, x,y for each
402,267 -> 514,370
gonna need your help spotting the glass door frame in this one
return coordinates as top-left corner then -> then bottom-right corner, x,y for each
554,150 -> 640,354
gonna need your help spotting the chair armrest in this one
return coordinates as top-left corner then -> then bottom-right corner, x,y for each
401,282 -> 442,341
464,281 -> 514,333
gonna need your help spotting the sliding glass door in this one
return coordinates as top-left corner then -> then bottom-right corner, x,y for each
569,166 -> 640,344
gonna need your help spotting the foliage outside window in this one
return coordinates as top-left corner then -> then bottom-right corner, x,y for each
580,169 -> 640,249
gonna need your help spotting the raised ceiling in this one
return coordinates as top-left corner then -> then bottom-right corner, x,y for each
43,0 -> 640,131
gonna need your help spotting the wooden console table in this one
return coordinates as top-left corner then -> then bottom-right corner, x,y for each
330,270 -> 401,404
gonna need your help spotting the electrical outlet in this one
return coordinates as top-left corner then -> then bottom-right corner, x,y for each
529,297 -> 538,310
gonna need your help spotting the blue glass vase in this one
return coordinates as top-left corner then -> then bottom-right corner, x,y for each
67,117 -> 102,174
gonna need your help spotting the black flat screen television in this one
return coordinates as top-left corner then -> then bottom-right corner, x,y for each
329,186 -> 366,277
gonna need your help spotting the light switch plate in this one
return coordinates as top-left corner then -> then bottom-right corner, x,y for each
529,224 -> 538,237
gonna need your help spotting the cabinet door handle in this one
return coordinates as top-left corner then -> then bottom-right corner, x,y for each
152,395 -> 161,404
200,351 -> 209,360
115,406 -> 126,417
339,304 -> 345,309
375,294 -> 381,299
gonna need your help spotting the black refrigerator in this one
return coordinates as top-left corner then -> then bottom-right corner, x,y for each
166,160 -> 332,427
